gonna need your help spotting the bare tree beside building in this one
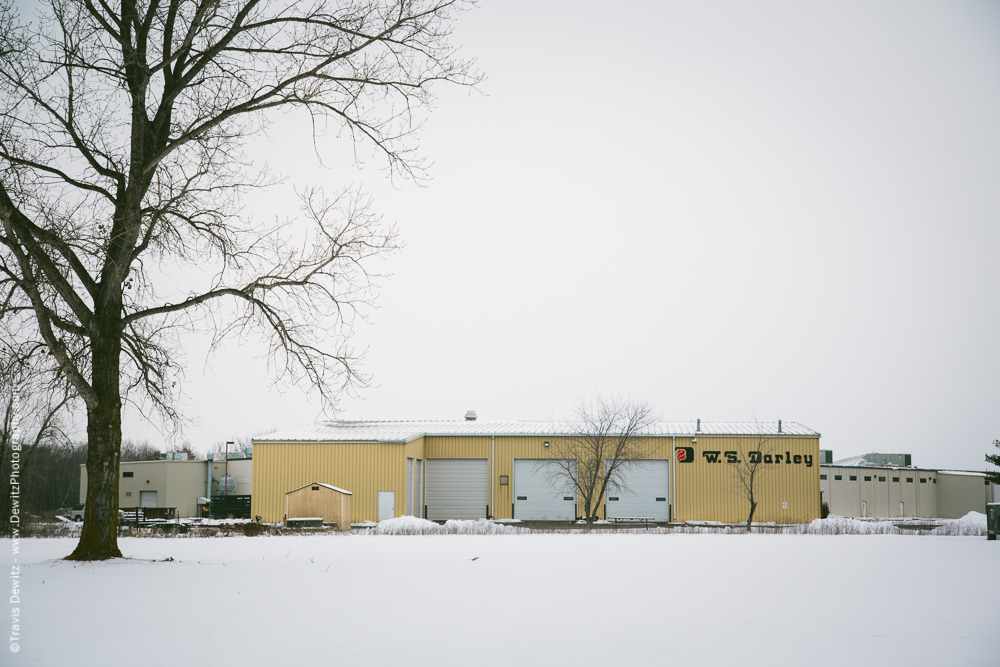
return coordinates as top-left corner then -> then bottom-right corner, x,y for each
725,422 -> 779,532
541,396 -> 656,527
0,0 -> 478,559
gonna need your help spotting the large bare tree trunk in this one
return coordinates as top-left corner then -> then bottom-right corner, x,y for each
68,333 -> 123,560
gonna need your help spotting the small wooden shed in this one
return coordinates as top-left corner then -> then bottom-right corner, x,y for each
285,482 -> 353,531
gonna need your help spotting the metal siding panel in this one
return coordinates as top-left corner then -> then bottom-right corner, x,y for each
674,437 -> 820,523
251,442 -> 406,523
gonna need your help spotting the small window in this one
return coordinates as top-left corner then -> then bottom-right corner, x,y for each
864,476 -> 871,482
933,479 -> 936,483
608,497 -> 619,501
893,477 -> 899,482
834,475 -> 842,481
125,491 -> 132,497
123,471 -> 134,478
920,478 -> 926,484
849,476 -> 857,481
655,497 -> 667,502
906,477 -> 913,483
820,474 -> 827,480
878,477 -> 885,482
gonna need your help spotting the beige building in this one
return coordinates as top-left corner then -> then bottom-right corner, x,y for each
81,459 -> 208,517
820,454 -> 997,519
251,419 -> 822,525
80,454 -> 255,518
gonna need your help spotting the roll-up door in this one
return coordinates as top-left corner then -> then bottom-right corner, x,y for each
139,490 -> 157,508
514,459 -> 576,521
425,458 -> 488,520
605,460 -> 670,521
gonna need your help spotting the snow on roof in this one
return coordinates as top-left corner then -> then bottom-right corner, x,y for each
935,470 -> 988,477
831,455 -> 879,467
286,482 -> 353,495
256,420 -> 820,443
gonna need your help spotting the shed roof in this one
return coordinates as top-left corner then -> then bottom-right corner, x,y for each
256,420 -> 820,444
286,482 -> 353,495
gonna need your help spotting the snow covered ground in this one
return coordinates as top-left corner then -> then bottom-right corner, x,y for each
4,531 -> 998,666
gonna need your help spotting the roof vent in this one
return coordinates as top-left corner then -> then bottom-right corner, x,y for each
696,418 -> 701,432
778,419 -> 782,434
465,410 -> 477,421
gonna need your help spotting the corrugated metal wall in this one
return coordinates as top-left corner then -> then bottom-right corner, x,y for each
674,437 -> 820,524
252,434 -> 821,524
251,442 -> 406,523
492,436 -> 672,520
823,467 -> 937,518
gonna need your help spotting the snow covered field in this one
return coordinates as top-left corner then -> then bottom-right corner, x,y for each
5,531 -> 998,666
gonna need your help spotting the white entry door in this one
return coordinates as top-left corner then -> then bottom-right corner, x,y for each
378,491 -> 395,521
605,460 -> 670,522
514,459 -> 576,521
139,490 -> 157,508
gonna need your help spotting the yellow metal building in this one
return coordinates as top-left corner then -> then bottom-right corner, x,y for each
252,419 -> 821,525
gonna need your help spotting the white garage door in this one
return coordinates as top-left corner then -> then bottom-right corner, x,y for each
139,490 -> 157,508
605,460 -> 670,522
425,459 -> 488,520
514,459 -> 577,521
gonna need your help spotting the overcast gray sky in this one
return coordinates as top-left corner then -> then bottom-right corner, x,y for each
118,0 -> 1000,471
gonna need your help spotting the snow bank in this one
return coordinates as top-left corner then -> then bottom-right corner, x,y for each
372,516 -> 527,535
931,511 -> 987,536
803,513 -> 988,536
805,516 -> 900,535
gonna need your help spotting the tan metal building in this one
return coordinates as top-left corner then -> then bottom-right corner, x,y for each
251,419 -> 822,525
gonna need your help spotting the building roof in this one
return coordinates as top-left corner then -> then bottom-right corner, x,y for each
286,482 -> 353,495
255,420 -> 820,444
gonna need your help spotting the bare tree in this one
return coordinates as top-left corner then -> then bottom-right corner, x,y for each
0,0 -> 478,559
0,346 -> 76,535
542,395 -> 656,527
725,422 -> 779,532
210,428 -> 274,457
120,439 -> 161,461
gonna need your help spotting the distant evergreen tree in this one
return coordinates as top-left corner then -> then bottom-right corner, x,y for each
987,440 -> 1000,485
